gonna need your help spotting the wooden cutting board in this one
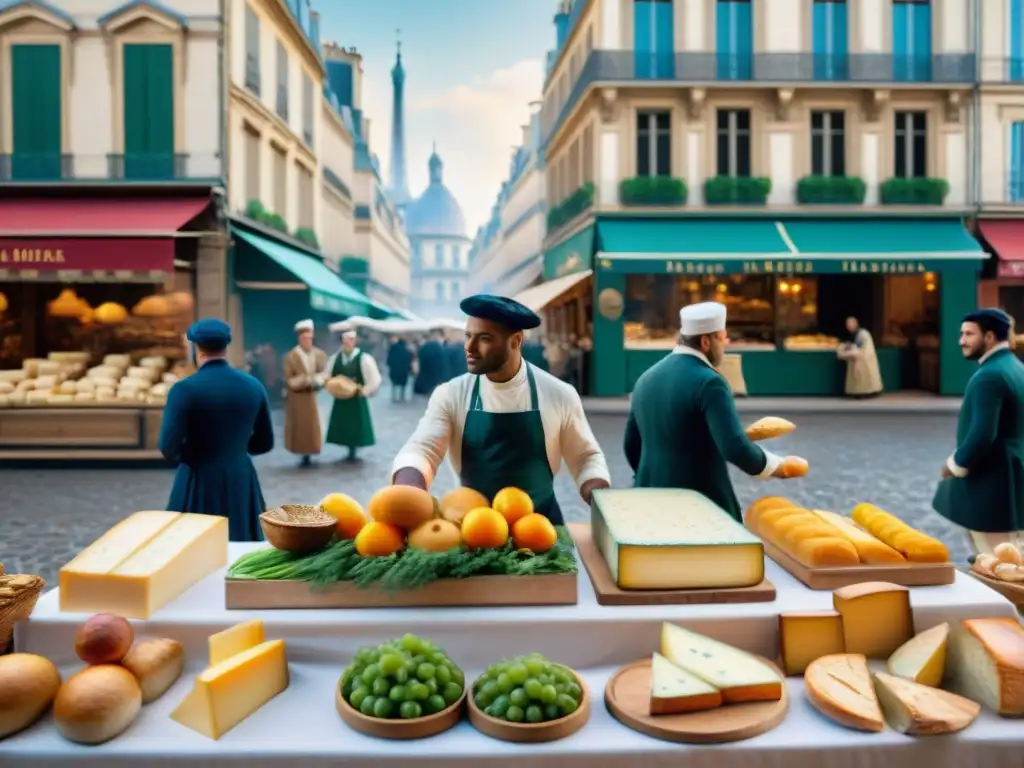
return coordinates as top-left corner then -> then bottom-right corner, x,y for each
567,523 -> 776,606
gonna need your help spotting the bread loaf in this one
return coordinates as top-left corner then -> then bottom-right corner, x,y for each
0,382 -> 13,395
752,505 -> 860,567
851,503 -> 949,563
54,665 -> 142,744
812,510 -> 905,565
121,638 -> 184,703
947,617 -> 1024,716
745,416 -> 796,442
0,653 -> 62,738
778,456 -> 810,478
743,497 -> 797,532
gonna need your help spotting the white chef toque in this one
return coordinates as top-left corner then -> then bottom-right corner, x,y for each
680,301 -> 727,336
294,318 -> 314,333
341,330 -> 357,340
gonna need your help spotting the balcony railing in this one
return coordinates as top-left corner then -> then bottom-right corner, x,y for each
323,167 -> 352,200
0,152 -> 222,183
542,50 -> 976,146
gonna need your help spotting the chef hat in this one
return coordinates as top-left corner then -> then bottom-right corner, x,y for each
963,308 -> 1013,340
294,318 -> 314,333
341,330 -> 357,340
680,302 -> 727,336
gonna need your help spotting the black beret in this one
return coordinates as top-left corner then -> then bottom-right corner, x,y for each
963,308 -> 1013,337
459,294 -> 541,330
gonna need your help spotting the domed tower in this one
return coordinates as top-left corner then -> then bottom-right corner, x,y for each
388,36 -> 411,208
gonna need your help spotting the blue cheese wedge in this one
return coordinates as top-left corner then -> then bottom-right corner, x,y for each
649,652 -> 723,715
591,488 -> 765,590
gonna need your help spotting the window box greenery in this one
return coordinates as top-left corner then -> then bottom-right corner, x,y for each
796,175 -> 867,204
244,199 -> 288,233
879,177 -> 950,205
703,176 -> 771,205
546,182 -> 595,231
619,176 -> 687,206
294,227 -> 319,249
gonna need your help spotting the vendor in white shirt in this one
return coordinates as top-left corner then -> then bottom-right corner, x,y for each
392,295 -> 611,526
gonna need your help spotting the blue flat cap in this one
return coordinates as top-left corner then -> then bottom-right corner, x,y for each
964,307 -> 1013,336
187,318 -> 232,348
460,294 -> 541,330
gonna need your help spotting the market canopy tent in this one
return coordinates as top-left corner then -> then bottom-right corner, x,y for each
978,220 -> 1024,278
512,269 -> 594,312
327,316 -> 465,334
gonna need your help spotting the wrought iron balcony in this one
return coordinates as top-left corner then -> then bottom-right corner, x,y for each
0,152 -> 222,183
542,50 -> 976,146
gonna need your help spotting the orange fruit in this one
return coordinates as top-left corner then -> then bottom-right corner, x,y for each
354,521 -> 405,557
318,493 -> 368,539
439,487 -> 490,526
512,514 -> 558,553
460,507 -> 509,549
492,487 -> 534,526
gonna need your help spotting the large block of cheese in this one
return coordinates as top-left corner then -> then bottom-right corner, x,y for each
171,639 -> 289,740
947,617 -> 1024,716
832,581 -> 913,659
60,512 -> 228,618
591,488 -> 764,590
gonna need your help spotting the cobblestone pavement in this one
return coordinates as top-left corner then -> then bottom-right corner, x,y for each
0,392 -> 969,584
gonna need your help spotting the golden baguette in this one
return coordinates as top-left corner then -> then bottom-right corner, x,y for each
811,510 -> 906,565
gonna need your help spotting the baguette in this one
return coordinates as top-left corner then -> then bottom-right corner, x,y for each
755,505 -> 860,567
811,510 -> 905,565
851,503 -> 949,563
744,496 -> 797,533
745,416 -> 796,442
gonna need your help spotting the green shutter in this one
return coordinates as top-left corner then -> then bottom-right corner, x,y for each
11,44 -> 61,180
122,43 -> 174,179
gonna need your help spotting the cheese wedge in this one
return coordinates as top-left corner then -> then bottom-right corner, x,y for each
872,671 -> 980,735
660,623 -> 783,703
887,622 -> 949,687
171,639 -> 289,740
947,617 -> 1024,716
649,652 -> 723,715
804,654 -> 884,732
832,582 -> 914,659
779,611 -> 846,675
60,512 -> 228,618
811,510 -> 905,564
209,619 -> 266,666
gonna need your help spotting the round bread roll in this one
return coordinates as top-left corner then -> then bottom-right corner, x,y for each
993,542 -> 1023,566
0,653 -> 62,738
120,638 -> 184,704
0,381 -> 13,395
54,665 -> 142,744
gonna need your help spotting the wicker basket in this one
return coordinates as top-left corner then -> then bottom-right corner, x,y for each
325,375 -> 359,399
260,505 -> 337,553
0,573 -> 45,655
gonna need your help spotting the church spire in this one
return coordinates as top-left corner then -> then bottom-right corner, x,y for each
388,30 -> 411,207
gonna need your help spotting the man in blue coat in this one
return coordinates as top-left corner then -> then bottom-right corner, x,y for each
933,307 -> 1024,555
159,318 -> 274,541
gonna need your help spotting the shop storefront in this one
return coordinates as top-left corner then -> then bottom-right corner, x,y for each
0,193 -> 217,460
975,220 -> 1024,343
541,215 -> 985,398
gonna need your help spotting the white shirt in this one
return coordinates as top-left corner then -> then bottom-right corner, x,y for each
392,361 -> 610,490
672,346 -> 782,479
327,347 -> 382,397
946,341 -> 1012,478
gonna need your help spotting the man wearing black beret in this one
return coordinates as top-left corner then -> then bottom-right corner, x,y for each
933,307 -> 1024,555
392,294 -> 610,525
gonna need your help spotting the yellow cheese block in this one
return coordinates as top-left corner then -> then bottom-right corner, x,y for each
778,611 -> 846,676
947,617 -> 1024,716
872,671 -> 980,735
171,639 -> 289,740
886,622 -> 949,687
60,512 -> 228,618
804,654 -> 884,732
810,510 -> 905,565
832,581 -> 914,659
209,619 -> 266,666
592,489 -> 764,590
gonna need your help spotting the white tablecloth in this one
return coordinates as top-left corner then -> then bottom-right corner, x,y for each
3,543 -> 1023,764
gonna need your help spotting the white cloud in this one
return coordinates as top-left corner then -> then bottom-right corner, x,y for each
358,59 -> 544,235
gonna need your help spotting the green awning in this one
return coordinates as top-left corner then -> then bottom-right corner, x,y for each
597,219 -> 791,257
234,229 -> 375,316
544,225 -> 595,280
781,219 -> 985,261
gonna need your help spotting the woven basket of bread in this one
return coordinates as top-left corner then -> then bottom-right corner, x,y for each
325,375 -> 359,399
0,571 -> 45,655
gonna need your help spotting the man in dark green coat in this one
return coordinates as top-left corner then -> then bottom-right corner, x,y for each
933,308 -> 1024,555
624,302 -> 804,521
325,330 -> 382,461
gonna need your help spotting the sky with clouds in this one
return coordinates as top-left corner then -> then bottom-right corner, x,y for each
317,0 -> 557,234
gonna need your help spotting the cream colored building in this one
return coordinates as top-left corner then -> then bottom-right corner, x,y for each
471,112 -> 547,296
319,76 -> 357,265
978,0 -> 1024,208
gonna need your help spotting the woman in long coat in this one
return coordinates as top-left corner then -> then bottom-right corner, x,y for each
283,319 -> 327,467
837,316 -> 883,398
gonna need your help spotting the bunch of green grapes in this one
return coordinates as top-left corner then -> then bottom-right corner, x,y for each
339,633 -> 465,720
473,653 -> 582,724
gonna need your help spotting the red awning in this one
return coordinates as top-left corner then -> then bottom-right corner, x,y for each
980,221 -> 1024,278
0,196 -> 210,236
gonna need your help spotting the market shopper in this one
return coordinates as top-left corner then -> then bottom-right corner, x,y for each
837,315 -> 883,398
283,319 -> 328,468
159,318 -> 273,541
325,329 -> 382,462
391,294 -> 610,526
933,308 -> 1024,555
387,334 -> 414,402
413,329 -> 449,395
623,302 -> 806,522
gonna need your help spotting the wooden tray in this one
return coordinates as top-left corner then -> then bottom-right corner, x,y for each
225,572 -> 578,609
335,684 -> 466,739
467,672 -> 590,742
567,523 -> 776,606
762,540 -> 956,590
605,658 -> 789,744
969,571 -> 1024,606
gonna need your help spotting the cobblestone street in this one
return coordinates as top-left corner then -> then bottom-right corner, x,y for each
0,393 -> 969,584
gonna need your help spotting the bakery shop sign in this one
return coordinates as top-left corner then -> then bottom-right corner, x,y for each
0,247 -> 67,266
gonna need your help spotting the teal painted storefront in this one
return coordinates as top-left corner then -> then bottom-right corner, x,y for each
545,216 -> 985,398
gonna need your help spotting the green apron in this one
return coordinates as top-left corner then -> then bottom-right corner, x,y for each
459,364 -> 563,526
325,350 -> 375,448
